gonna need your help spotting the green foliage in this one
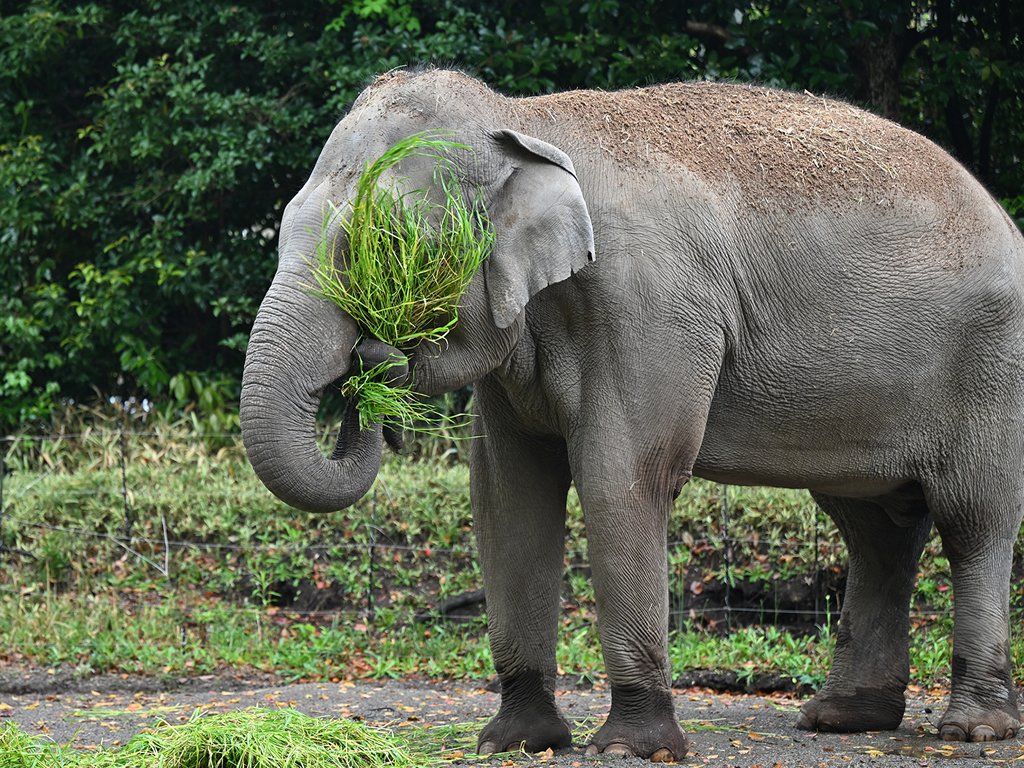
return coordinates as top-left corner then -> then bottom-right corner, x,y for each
1002,196 -> 1024,231
1,2 -> 339,431
2,0 -> 1021,431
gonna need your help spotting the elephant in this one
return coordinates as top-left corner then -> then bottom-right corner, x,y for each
240,67 -> 1024,759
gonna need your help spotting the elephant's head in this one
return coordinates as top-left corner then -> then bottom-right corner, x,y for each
240,69 -> 594,512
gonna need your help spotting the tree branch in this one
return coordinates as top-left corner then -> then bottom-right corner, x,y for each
684,20 -> 731,44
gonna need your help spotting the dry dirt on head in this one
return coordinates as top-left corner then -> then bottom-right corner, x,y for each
2,667 -> 1023,767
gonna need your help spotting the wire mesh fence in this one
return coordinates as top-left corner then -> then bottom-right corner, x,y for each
0,421 -> 975,634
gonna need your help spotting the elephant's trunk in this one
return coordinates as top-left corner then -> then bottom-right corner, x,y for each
240,266 -> 382,513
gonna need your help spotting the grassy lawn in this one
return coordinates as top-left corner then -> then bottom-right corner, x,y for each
1,410 -> 1020,690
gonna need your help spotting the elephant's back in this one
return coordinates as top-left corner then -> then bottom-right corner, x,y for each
514,82 -> 965,214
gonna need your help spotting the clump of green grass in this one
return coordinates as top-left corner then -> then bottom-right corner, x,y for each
0,710 -> 416,768
122,708 -> 415,768
336,362 -> 447,437
311,132 -> 494,432
0,722 -> 66,768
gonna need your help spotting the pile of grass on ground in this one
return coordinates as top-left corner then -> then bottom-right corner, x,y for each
0,720 -> 67,768
0,710 -> 416,768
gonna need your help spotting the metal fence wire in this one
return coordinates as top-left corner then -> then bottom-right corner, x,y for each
0,425 -> 979,630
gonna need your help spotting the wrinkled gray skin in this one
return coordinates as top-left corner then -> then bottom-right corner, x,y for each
241,68 -> 1024,759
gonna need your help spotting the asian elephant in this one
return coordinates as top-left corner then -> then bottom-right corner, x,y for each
240,68 -> 1024,759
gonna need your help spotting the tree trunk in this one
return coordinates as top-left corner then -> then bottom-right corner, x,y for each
849,31 -> 905,120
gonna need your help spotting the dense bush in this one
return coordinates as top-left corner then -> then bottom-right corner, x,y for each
2,0 -> 1021,431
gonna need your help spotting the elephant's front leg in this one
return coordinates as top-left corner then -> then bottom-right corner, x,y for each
472,403 -> 573,754
572,447 -> 689,761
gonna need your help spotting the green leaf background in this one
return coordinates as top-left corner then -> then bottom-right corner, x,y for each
2,0 -> 1021,430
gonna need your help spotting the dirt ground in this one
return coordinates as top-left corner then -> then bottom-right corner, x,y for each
1,667 -> 1022,766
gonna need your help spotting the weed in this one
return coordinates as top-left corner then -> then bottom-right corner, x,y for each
669,623 -> 832,688
0,722 -> 67,767
404,719 -> 482,761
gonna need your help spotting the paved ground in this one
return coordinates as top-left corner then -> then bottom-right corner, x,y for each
2,669 -> 1022,766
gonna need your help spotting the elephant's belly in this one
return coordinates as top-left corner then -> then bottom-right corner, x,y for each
692,399 -> 924,498
691,454 -> 910,498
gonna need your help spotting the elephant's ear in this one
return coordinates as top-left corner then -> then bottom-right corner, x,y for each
485,129 -> 596,329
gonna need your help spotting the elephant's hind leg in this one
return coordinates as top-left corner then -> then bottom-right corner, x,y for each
799,491 -> 932,733
925,471 -> 1023,742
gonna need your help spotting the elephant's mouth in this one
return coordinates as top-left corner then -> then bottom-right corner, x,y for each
328,398 -> 406,458
330,337 -> 411,458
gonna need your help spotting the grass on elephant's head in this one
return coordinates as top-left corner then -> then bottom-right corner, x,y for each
310,131 -> 494,432
313,132 -> 494,346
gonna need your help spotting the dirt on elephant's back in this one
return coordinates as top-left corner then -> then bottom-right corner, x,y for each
514,82 -> 960,210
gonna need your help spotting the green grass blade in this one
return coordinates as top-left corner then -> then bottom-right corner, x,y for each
307,132 -> 493,433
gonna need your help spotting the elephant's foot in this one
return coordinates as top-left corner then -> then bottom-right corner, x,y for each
584,685 -> 688,761
476,704 -> 572,755
797,686 -> 906,732
938,702 -> 1020,742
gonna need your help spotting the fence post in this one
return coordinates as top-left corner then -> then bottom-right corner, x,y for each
118,389 -> 135,540
0,440 -> 6,566
366,488 -> 378,625
720,484 -> 732,630
813,509 -> 821,625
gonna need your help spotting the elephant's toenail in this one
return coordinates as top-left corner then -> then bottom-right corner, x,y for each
605,742 -> 634,755
651,747 -> 675,762
970,725 -> 997,742
585,744 -> 600,756
940,724 -> 968,741
478,741 -> 498,754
